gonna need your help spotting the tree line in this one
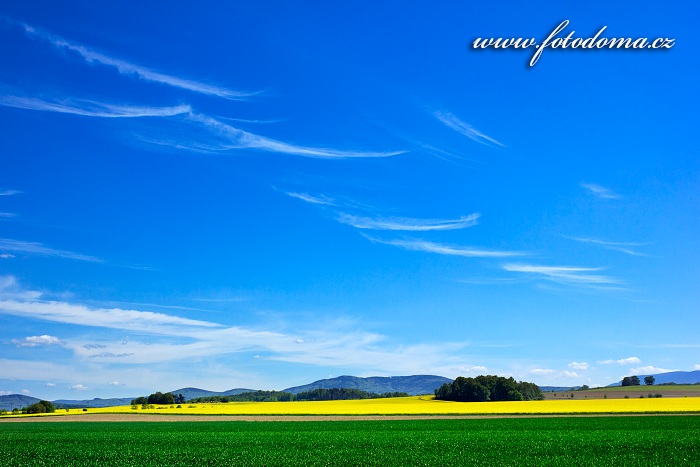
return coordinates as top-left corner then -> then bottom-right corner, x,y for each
295,388 -> 408,401
434,375 -> 544,402
621,375 -> 655,386
178,388 -> 409,404
131,391 -> 186,406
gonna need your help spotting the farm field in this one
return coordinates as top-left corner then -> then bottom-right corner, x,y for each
544,384 -> 700,400
3,394 -> 699,420
2,417 -> 699,466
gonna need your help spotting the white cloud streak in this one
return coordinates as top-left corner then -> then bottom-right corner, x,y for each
502,263 -> 621,285
22,23 -> 255,100
0,190 -> 22,196
569,237 -> 650,256
598,357 -> 641,365
0,96 -> 191,118
185,113 -> 404,159
337,213 -> 480,231
0,212 -> 16,218
0,238 -> 102,263
284,192 -> 337,206
581,183 -> 621,200
0,299 -> 220,335
365,236 -> 523,258
434,111 -> 504,147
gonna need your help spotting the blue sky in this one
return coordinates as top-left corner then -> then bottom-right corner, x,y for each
1,1 -> 698,399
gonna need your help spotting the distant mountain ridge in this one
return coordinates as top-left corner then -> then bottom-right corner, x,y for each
283,375 -> 452,396
167,387 -> 255,401
540,386 -> 579,392
0,394 -> 41,411
52,397 -> 136,408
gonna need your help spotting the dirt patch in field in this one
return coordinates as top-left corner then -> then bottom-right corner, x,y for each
2,413 -> 698,423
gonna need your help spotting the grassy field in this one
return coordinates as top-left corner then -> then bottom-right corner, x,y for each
544,384 -> 700,400
2,416 -> 698,466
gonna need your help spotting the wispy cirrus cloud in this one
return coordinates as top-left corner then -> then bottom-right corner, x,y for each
283,191 -> 337,206
568,237 -> 650,256
598,357 -> 641,365
0,96 -> 191,118
281,189 -> 381,212
0,238 -> 102,263
7,20 -> 401,160
365,236 -> 523,258
434,111 -> 504,147
0,276 -> 485,376
0,285 -> 220,336
21,22 -> 255,100
502,263 -> 621,286
0,212 -> 16,218
181,113 -> 405,159
0,190 -> 22,196
0,98 -> 402,159
283,189 -> 485,240
581,183 -> 621,200
337,213 -> 480,231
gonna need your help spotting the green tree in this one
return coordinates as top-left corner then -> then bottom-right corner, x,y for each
435,375 -> 541,402
147,392 -> 175,405
621,376 -> 641,386
644,375 -> 655,386
25,400 -> 55,414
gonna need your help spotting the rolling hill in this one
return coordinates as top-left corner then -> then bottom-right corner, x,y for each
52,397 -> 137,408
283,375 -> 452,396
609,370 -> 700,386
167,387 -> 256,401
0,394 -> 41,411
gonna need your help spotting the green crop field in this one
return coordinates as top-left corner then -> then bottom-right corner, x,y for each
2,417 -> 699,466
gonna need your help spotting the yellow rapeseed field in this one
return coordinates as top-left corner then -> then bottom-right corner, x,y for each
12,395 -> 700,418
